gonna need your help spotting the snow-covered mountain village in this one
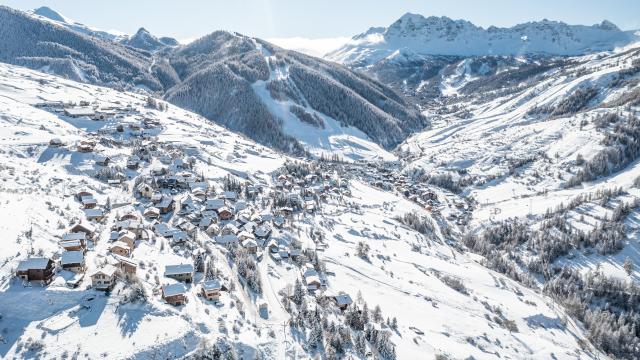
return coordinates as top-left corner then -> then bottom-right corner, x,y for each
0,2 -> 640,360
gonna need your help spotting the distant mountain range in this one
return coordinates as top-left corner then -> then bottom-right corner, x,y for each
30,6 -> 178,51
0,6 -> 426,158
325,13 -> 639,102
327,12 -> 639,65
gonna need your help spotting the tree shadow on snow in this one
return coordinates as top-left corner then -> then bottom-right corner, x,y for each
0,281 -> 106,357
116,303 -> 165,338
524,313 -> 563,330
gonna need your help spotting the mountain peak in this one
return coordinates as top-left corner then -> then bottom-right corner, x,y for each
353,26 -> 386,40
123,27 -> 177,51
598,20 -> 620,31
386,13 -> 479,40
397,12 -> 427,22
135,27 -> 151,35
32,6 -> 67,23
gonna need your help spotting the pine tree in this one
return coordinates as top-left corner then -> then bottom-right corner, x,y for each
292,278 -> 304,306
623,257 -> 634,276
354,333 -> 367,356
376,333 -> 396,360
193,252 -> 205,273
307,323 -> 323,349
373,305 -> 383,323
361,302 -> 370,326
205,258 -> 217,280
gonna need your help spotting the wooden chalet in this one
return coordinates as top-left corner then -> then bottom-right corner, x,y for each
91,265 -> 117,291
16,257 -> 55,284
201,279 -> 222,301
162,283 -> 187,306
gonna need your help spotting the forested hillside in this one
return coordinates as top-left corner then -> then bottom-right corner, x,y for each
0,7 -> 426,157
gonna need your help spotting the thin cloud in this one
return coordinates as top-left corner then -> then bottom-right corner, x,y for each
267,36 -> 351,57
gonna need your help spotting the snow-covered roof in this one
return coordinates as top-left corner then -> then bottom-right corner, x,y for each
202,279 -> 221,291
177,221 -> 196,232
243,221 -> 257,232
110,241 -> 131,251
205,199 -> 225,210
92,264 -> 117,277
304,267 -> 319,278
118,230 -> 136,241
171,231 -> 188,242
157,196 -> 173,208
153,222 -> 171,235
217,206 -> 232,214
234,200 -> 247,211
333,293 -> 353,307
112,254 -> 137,267
64,107 -> 95,117
238,230 -> 254,239
17,257 -> 51,271
189,182 -> 208,191
162,283 -> 187,297
94,155 -> 109,163
242,239 -> 258,248
84,208 -> 104,218
81,197 -> 97,205
215,234 -> 238,244
59,239 -> 82,248
254,224 -> 271,238
164,264 -> 194,276
273,216 -> 285,227
114,220 -> 142,230
198,217 -> 212,227
62,232 -> 86,241
260,211 -> 273,221
222,223 -> 239,234
206,223 -> 220,233
305,272 -> 321,284
61,250 -> 84,265
71,222 -> 96,234
144,207 -> 160,216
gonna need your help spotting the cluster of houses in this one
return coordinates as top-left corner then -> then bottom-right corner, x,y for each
15,186 -> 137,291
36,100 -> 132,121
326,162 -> 440,209
18,101 -> 358,316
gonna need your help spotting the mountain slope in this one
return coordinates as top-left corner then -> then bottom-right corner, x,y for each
29,6 -> 128,42
0,6 -> 426,158
397,43 -> 640,359
0,6 -> 160,89
165,33 -> 427,157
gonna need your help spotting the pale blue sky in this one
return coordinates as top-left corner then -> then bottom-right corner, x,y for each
2,0 -> 639,41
